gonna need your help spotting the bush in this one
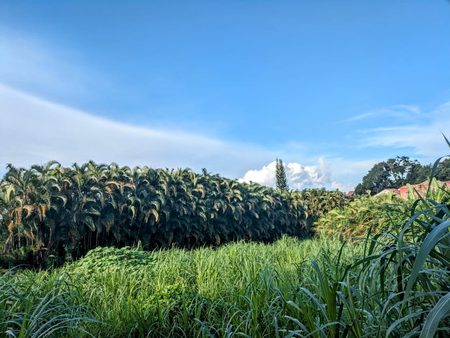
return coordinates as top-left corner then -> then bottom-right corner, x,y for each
315,193 -> 409,239
0,163 -> 313,267
293,188 -> 353,224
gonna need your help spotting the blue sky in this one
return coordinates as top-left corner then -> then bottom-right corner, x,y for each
1,1 -> 450,190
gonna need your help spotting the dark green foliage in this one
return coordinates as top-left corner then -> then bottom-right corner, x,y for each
435,158 -> 450,181
293,188 -> 353,224
386,156 -> 425,184
1,154 -> 448,337
354,161 -> 391,195
2,187 -> 448,337
275,158 -> 288,192
355,156 -> 450,195
0,162 -> 313,267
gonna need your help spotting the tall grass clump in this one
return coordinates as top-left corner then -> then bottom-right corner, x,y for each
288,137 -> 450,337
1,237 -> 361,337
0,270 -> 96,337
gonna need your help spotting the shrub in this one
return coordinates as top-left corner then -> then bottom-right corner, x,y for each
315,192 -> 409,239
0,163 -> 312,266
293,188 -> 353,224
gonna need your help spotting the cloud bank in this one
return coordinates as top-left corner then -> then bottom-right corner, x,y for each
0,84 -> 276,179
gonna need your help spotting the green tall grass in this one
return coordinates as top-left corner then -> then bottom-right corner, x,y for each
1,224 -> 448,337
2,237 -> 361,337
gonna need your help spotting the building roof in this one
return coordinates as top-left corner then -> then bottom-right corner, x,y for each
375,180 -> 450,199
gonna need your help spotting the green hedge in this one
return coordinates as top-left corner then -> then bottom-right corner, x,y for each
1,162 -> 316,266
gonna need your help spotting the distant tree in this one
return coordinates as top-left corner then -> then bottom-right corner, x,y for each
275,159 -> 288,192
355,156 -> 450,195
406,158 -> 450,182
435,158 -> 450,181
355,162 -> 391,195
355,156 -> 426,195
386,156 -> 423,186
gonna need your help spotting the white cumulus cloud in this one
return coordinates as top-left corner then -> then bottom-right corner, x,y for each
239,158 -> 334,190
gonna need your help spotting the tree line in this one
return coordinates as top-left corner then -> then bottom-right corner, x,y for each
0,161 -> 348,267
354,156 -> 450,195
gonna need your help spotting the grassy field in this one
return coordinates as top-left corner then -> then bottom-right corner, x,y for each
1,237 -> 363,337
2,225 -> 448,337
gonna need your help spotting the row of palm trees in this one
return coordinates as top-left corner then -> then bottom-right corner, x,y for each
0,161 -> 349,266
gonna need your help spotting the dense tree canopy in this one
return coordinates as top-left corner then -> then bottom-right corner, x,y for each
0,161 -> 353,267
0,161 -> 311,267
435,158 -> 450,181
354,156 -> 450,195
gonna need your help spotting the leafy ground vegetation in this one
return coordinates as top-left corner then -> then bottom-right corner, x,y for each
316,193 -> 408,239
317,180 -> 450,240
1,144 -> 449,336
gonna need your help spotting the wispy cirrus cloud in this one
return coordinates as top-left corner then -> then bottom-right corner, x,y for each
345,104 -> 422,122
0,30 -> 370,190
1,30 -> 273,177
358,102 -> 450,160
3,28 -> 434,192
0,28 -> 108,101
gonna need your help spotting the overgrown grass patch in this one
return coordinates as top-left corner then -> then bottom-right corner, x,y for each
1,237 -> 362,337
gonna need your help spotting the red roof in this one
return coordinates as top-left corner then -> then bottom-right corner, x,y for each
377,180 -> 450,199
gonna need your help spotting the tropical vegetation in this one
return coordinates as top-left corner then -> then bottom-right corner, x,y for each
318,179 -> 450,240
315,192 -> 408,239
0,162 -> 350,267
1,143 -> 449,337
